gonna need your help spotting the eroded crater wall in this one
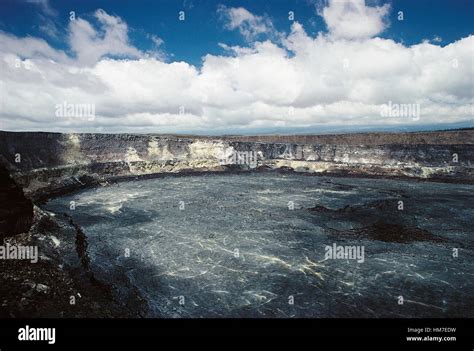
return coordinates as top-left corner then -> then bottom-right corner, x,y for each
0,130 -> 472,200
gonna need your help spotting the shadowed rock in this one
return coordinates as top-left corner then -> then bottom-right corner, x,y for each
353,221 -> 446,243
0,164 -> 33,238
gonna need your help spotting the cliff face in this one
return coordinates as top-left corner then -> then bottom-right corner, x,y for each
0,163 -> 33,238
0,130 -> 472,200
224,130 -> 474,145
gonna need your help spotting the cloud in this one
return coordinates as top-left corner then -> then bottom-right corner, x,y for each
149,35 -> 164,47
145,34 -> 167,61
217,5 -> 280,42
320,0 -> 390,39
0,7 -> 472,134
68,9 -> 143,65
25,0 -> 61,40
38,15 -> 60,39
25,0 -> 58,17
0,31 -> 69,62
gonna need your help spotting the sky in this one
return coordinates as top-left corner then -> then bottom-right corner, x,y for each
0,0 -> 473,134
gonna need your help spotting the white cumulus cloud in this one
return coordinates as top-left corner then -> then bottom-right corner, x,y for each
218,5 -> 280,42
0,6 -> 472,134
320,0 -> 390,39
69,9 -> 143,65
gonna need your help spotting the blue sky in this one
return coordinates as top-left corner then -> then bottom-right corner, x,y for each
1,0 -> 473,66
0,0 -> 472,134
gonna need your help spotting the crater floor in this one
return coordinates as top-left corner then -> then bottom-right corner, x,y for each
45,173 -> 474,317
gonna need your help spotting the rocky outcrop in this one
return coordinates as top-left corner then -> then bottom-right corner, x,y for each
0,206 -> 147,317
0,163 -> 33,238
0,130 -> 472,201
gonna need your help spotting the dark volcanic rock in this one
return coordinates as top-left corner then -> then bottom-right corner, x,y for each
353,221 -> 446,243
0,208 -> 149,318
309,205 -> 337,213
0,130 -> 471,317
0,164 -> 33,238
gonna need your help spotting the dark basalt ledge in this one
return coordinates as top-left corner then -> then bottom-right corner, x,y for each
0,129 -> 472,317
0,163 -> 33,239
